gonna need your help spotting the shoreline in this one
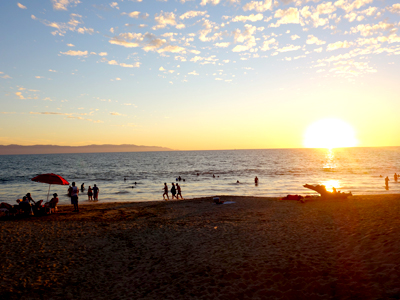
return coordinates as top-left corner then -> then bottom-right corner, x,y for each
1,194 -> 400,299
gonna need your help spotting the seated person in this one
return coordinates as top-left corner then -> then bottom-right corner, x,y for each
19,196 -> 32,215
45,193 -> 59,213
26,193 -> 36,204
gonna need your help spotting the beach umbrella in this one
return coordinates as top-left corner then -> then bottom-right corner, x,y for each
31,173 -> 69,201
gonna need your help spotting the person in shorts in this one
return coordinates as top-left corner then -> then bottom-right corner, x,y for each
71,182 -> 79,212
92,184 -> 99,201
163,183 -> 169,200
176,183 -> 183,199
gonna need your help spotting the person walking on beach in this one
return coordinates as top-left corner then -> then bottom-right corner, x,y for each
176,183 -> 183,199
88,186 -> 93,201
385,176 -> 390,190
163,183 -> 169,200
71,182 -> 79,212
93,184 -> 99,201
171,183 -> 177,200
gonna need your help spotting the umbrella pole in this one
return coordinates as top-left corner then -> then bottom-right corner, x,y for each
47,184 -> 51,201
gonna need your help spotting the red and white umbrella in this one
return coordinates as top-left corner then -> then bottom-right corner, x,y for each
31,173 -> 69,201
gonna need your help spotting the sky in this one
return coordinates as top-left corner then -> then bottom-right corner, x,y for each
0,0 -> 399,150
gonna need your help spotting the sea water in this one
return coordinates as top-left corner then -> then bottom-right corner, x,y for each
0,147 -> 399,205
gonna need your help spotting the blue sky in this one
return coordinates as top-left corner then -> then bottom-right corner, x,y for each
1,0 -> 400,150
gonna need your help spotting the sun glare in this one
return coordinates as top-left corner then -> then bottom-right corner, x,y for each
304,118 -> 358,149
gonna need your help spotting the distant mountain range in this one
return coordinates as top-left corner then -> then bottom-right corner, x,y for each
0,144 -> 173,155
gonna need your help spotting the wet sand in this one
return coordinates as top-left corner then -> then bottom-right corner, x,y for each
1,194 -> 400,299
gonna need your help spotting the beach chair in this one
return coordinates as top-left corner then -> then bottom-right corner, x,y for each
44,198 -> 59,214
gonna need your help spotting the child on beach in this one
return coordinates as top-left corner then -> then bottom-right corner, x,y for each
88,186 -> 93,201
163,183 -> 169,200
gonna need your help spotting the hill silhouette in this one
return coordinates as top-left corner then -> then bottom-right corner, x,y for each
0,144 -> 173,155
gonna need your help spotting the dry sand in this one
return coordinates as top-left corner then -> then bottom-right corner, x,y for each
1,195 -> 400,299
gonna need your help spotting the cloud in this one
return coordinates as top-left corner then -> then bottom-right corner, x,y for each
109,32 -> 186,54
49,69 -> 57,72
15,92 -> 25,99
350,21 -> 395,37
326,40 -> 352,51
153,11 -> 183,30
60,50 -> 88,56
200,0 -> 220,6
110,112 -> 125,116
316,2 -> 336,14
306,35 -> 326,45
180,11 -> 207,20
121,11 -> 148,19
188,70 -> 199,75
214,42 -> 230,48
17,3 -> 27,9
67,43 -> 75,47
98,52 -> 108,56
277,45 -> 301,52
107,59 -> 141,68
334,0 -> 373,13
387,4 -> 400,14
261,38 -> 277,51
51,0 -> 81,11
32,13 -> 93,36
1,72 -> 12,79
291,34 -> 300,40
232,24 -> 257,52
272,7 -> 300,27
110,2 -> 119,9
242,0 -> 273,12
232,14 -> 264,22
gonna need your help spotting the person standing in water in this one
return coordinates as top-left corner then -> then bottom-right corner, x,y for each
394,173 -> 398,183
93,184 -> 99,201
163,183 -> 169,200
385,176 -> 390,190
255,176 -> 258,185
87,186 -> 93,201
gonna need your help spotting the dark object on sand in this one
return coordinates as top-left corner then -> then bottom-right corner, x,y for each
281,195 -> 303,201
303,184 -> 352,199
213,197 -> 224,205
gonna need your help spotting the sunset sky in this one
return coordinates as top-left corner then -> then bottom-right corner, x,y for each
1,0 -> 399,150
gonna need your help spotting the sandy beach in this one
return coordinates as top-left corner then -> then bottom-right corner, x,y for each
1,194 -> 400,299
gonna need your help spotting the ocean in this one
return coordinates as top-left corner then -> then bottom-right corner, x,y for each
0,147 -> 399,205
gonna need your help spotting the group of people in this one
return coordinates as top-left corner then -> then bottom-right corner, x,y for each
384,173 -> 399,190
5,192 -> 60,216
67,182 -> 100,212
163,182 -> 183,200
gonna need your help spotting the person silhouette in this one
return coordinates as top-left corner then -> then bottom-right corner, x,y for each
385,176 -> 390,190
171,183 -> 177,200
163,183 -> 169,200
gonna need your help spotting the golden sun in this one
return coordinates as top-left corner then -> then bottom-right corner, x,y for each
304,118 -> 358,149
